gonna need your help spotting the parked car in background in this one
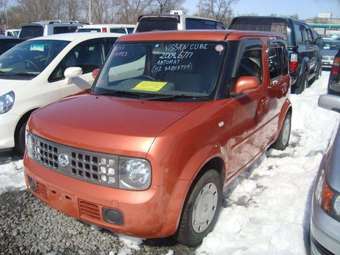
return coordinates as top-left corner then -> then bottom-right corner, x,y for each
77,24 -> 135,34
24,30 -> 291,247
230,16 -> 322,94
5,29 -> 20,38
311,94 -> 340,255
19,20 -> 81,39
135,10 -> 225,32
0,32 -> 122,154
320,39 -> 340,69
0,36 -> 24,55
327,50 -> 340,96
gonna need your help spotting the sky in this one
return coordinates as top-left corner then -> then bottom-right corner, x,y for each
183,0 -> 340,19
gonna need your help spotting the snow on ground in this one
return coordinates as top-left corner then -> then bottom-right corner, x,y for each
0,159 -> 25,194
197,72 -> 340,255
0,72 -> 338,255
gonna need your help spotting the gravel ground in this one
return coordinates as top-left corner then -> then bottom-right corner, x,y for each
0,189 -> 193,255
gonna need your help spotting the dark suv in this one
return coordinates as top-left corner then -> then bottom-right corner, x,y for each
230,16 -> 322,94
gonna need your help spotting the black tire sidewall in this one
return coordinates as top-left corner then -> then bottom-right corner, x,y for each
272,112 -> 291,150
177,169 -> 222,247
16,120 -> 27,156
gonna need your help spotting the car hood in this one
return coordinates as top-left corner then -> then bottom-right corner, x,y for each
29,94 -> 203,156
0,79 -> 31,95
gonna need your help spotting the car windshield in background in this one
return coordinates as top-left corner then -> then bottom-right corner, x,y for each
136,18 -> 178,32
19,25 -> 44,39
0,39 -> 69,80
93,41 -> 226,100
78,28 -> 101,32
323,39 -> 340,50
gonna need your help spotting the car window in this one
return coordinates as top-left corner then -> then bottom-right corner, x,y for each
185,18 -> 217,29
110,28 -> 126,34
294,24 -> 303,44
78,28 -> 101,32
0,40 -> 21,55
0,39 -> 69,80
19,25 -> 44,39
269,45 -> 288,79
49,39 -> 105,82
127,28 -> 134,34
104,38 -> 117,56
136,17 -> 178,32
54,26 -> 78,34
238,47 -> 263,82
301,26 -> 309,43
94,41 -> 226,98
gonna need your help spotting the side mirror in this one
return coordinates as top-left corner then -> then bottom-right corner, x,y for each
64,67 -> 83,80
232,76 -> 260,94
92,68 -> 100,79
319,94 -> 340,113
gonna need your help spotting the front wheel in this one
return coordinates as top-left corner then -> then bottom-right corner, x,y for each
272,112 -> 291,151
294,73 -> 308,94
176,169 -> 222,247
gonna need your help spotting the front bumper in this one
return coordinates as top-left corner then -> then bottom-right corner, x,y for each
0,113 -> 18,150
24,156 -> 172,238
311,199 -> 340,255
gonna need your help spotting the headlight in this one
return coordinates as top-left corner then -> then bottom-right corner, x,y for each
25,131 -> 35,158
0,91 -> 15,114
118,157 -> 151,190
317,170 -> 340,220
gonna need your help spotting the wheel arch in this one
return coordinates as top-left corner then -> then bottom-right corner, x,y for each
14,108 -> 37,146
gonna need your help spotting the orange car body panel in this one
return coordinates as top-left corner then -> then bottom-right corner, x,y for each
24,30 -> 292,238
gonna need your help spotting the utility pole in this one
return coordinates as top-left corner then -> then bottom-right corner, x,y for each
88,0 -> 92,24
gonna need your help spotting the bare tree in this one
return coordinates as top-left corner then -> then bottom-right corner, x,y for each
153,0 -> 184,15
113,0 -> 154,24
196,0 -> 238,25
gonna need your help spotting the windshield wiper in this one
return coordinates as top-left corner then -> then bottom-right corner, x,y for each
95,89 -> 152,98
144,94 -> 210,101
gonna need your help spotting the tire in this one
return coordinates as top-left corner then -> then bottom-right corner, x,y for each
176,169 -> 222,247
294,73 -> 308,94
272,112 -> 291,151
15,119 -> 28,156
315,66 -> 322,80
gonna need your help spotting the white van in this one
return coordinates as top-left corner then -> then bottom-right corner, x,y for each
19,20 -> 82,39
135,11 -> 225,32
77,24 -> 135,34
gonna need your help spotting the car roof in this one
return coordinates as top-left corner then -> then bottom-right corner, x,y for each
81,24 -> 135,28
138,14 -> 218,23
118,30 -> 283,42
231,16 -> 306,25
29,32 -> 123,42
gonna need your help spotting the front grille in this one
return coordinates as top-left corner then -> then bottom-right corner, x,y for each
79,200 -> 101,220
30,134 -> 119,188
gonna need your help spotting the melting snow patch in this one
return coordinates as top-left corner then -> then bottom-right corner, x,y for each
117,235 -> 142,255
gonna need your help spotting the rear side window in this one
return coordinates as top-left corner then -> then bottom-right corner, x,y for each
78,28 -> 101,32
238,47 -> 263,82
54,26 -> 78,34
269,45 -> 288,79
136,17 -> 178,32
19,25 -> 44,39
110,28 -> 126,34
185,18 -> 217,29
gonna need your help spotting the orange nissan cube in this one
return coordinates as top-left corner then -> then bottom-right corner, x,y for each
24,30 -> 292,246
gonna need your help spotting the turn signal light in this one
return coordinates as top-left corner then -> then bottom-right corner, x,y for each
321,181 -> 335,214
331,57 -> 340,76
289,53 -> 298,73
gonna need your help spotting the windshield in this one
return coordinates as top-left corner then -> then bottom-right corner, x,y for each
0,39 -> 69,79
19,25 -> 43,39
322,39 -> 340,50
93,41 -> 226,100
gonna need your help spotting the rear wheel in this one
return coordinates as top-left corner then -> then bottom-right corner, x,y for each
272,112 -> 291,151
176,169 -> 222,247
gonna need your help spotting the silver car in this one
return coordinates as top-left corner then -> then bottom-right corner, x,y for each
311,95 -> 340,255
